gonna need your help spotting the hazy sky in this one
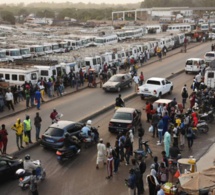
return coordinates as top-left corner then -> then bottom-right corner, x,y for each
0,0 -> 141,5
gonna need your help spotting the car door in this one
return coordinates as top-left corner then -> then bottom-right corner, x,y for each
0,160 -> 12,181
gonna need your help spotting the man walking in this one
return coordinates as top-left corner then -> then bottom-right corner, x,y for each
24,115 -> 33,144
151,111 -> 159,138
11,118 -> 24,150
34,112 -> 42,141
35,89 -> 41,110
164,129 -> 171,158
96,138 -> 106,169
5,89 -> 15,111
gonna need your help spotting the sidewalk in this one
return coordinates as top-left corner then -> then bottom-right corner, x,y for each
0,42 -> 202,120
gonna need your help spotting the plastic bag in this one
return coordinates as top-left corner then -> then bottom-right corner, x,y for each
23,134 -> 29,143
148,125 -> 154,133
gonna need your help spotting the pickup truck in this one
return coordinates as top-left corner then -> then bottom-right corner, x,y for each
137,77 -> 173,99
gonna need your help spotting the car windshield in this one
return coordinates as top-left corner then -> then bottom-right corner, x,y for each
109,75 -> 122,82
45,127 -> 64,137
0,52 -> 6,58
20,49 -> 30,55
206,53 -> 215,57
35,47 -> 43,52
11,50 -> 21,56
113,112 -> 132,120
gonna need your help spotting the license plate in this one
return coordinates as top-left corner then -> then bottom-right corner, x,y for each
46,139 -> 54,143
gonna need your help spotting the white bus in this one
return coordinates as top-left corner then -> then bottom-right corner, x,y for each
5,48 -> 23,61
94,35 -> 118,46
29,45 -> 46,57
84,56 -> 102,73
0,66 -> 39,86
52,43 -> 62,53
145,25 -> 162,33
0,50 -> 9,62
43,43 -> 54,55
200,23 -> 209,31
166,24 -> 191,32
33,65 -> 59,80
20,48 -> 32,59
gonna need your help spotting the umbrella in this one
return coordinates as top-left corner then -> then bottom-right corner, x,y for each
179,171 -> 215,194
201,166 -> 215,176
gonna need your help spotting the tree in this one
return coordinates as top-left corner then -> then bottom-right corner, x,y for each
1,10 -> 15,24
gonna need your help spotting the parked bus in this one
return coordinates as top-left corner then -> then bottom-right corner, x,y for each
29,45 -> 46,57
6,48 -> 23,61
94,35 -> 118,46
0,66 -> 39,86
166,24 -> 191,32
20,48 -> 32,59
0,50 -> 9,62
145,25 -> 162,33
43,43 -> 54,55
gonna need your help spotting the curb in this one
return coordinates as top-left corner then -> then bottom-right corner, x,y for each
11,68 -> 185,156
1,42 -> 201,121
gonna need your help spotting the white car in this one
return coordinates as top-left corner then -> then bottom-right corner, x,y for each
137,77 -> 173,99
185,58 -> 206,73
204,51 -> 215,64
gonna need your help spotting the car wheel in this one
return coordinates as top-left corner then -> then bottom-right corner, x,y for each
168,87 -> 173,94
141,95 -> 145,100
185,71 -> 188,74
41,171 -> 46,180
117,87 -> 121,92
158,92 -> 162,99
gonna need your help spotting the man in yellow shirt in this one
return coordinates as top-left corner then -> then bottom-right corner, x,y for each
11,118 -> 24,150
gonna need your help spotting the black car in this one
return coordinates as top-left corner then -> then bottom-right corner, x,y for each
0,155 -> 23,183
41,120 -> 84,150
103,73 -> 132,92
109,107 -> 142,133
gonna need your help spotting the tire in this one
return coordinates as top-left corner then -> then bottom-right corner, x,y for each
208,115 -> 214,123
158,93 -> 162,99
21,184 -> 28,190
198,126 -> 209,134
117,87 -> 121,92
185,71 -> 188,74
168,87 -> 173,94
41,171 -> 46,180
141,95 -> 145,100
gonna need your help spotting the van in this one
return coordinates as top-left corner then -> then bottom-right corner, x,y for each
204,60 -> 215,88
33,65 -> 58,80
185,58 -> 206,73
0,50 -> 9,62
84,56 -> 102,74
20,48 -> 32,59
6,49 -> 23,61
204,51 -> 215,64
30,45 -> 46,57
43,43 -> 54,55
0,66 -> 39,86
60,62 -> 79,75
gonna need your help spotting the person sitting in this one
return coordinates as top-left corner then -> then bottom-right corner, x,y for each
115,94 -> 124,107
80,120 -> 95,141
169,142 -> 181,160
64,133 -> 81,154
23,154 -> 40,177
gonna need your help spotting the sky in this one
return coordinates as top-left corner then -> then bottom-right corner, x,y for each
0,0 -> 141,5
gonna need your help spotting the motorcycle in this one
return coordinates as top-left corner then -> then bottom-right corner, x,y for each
192,120 -> 209,137
114,100 -> 125,111
199,111 -> 214,123
16,160 -> 46,190
56,146 -> 81,163
134,140 -> 153,160
79,126 -> 100,148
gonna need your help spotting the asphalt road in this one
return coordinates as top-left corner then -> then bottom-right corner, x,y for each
2,41 -> 213,155
1,70 -> 215,195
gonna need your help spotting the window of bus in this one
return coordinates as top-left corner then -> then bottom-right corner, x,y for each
19,75 -> 25,81
31,73 -> 37,80
0,73 -> 3,79
112,53 -> 115,60
93,59 -> 97,65
41,70 -> 48,76
5,74 -> 10,80
208,72 -> 214,78
97,58 -> 101,65
12,74 -> 17,81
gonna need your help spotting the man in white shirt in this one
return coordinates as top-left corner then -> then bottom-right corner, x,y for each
133,74 -> 139,92
5,89 -> 14,111
96,138 -> 106,169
